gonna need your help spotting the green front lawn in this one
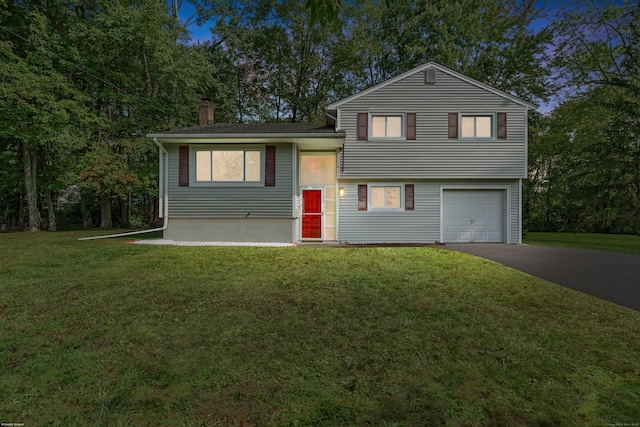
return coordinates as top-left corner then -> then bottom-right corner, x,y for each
524,232 -> 640,256
1,232 -> 639,426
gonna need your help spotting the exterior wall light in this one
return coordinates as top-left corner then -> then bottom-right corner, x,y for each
338,186 -> 345,197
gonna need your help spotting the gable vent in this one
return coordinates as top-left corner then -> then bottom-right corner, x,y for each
425,68 -> 436,84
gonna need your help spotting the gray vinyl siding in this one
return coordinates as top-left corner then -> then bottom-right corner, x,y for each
337,179 -> 520,244
166,143 -> 294,218
338,69 -> 527,179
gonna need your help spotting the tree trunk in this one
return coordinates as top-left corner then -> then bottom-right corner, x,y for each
41,152 -> 56,231
120,194 -> 130,228
149,196 -> 161,227
100,193 -> 112,229
22,142 -> 40,231
43,185 -> 56,231
18,194 -> 25,228
81,192 -> 92,230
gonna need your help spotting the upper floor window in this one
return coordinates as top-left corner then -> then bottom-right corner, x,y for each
460,114 -> 493,138
195,149 -> 262,183
448,112 -> 506,140
358,112 -> 416,141
371,114 -> 404,139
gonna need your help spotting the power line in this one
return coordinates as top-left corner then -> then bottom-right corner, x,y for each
0,24 -> 125,94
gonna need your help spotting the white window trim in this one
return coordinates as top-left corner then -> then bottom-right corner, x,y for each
368,182 -> 405,211
459,113 -> 496,140
190,144 -> 265,187
369,113 -> 406,141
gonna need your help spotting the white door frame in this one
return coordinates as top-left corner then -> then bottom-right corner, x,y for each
298,151 -> 339,242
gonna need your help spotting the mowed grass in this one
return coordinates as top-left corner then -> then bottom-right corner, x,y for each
1,232 -> 639,426
524,232 -> 640,256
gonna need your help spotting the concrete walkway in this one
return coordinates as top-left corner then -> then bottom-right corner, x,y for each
446,244 -> 640,312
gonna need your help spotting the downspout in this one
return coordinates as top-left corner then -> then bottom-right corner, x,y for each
78,138 -> 169,241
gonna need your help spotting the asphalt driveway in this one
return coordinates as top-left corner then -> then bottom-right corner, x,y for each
446,244 -> 640,312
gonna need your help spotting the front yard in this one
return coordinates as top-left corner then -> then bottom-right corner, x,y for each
1,231 -> 639,425
524,231 -> 640,255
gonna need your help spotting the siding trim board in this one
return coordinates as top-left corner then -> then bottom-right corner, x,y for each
524,107 -> 529,178
518,179 -> 523,244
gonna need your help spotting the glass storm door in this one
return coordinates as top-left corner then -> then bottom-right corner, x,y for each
302,189 -> 323,239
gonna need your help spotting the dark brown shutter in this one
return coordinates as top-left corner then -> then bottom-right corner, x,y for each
358,184 -> 367,211
407,113 -> 416,140
265,145 -> 276,187
357,113 -> 368,140
497,112 -> 507,139
179,146 -> 189,187
405,184 -> 414,210
448,113 -> 458,139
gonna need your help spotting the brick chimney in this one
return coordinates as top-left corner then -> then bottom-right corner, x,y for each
199,99 -> 214,126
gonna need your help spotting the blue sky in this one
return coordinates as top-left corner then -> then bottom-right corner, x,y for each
176,0 -> 576,113
178,0 -> 561,43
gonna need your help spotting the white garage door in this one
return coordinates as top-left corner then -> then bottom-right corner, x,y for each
442,190 -> 504,243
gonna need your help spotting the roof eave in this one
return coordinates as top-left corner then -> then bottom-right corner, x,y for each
147,132 -> 345,139
148,133 -> 346,150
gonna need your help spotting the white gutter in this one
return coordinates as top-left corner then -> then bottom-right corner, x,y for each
78,138 -> 169,241
146,132 -> 345,139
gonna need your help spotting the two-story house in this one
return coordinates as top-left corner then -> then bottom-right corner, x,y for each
148,62 -> 536,244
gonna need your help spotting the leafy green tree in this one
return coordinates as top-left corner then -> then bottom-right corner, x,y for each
336,0 -> 552,103
527,0 -> 640,234
304,0 -> 341,28
1,0 -> 208,231
195,0 -> 344,123
60,0 -> 207,228
0,6 -> 91,231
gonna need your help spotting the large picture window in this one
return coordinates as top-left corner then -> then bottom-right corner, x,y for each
195,149 -> 261,183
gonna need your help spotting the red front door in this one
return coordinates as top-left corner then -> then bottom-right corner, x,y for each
302,189 -> 322,239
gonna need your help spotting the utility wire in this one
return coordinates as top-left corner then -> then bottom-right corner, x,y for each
0,24 -> 125,94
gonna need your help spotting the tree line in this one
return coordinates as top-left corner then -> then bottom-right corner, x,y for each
525,0 -> 639,234
0,0 -> 638,234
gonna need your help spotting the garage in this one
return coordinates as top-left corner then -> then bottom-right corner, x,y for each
442,189 -> 505,243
